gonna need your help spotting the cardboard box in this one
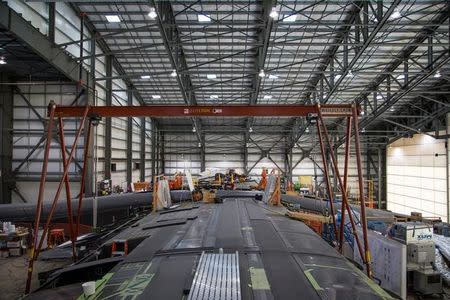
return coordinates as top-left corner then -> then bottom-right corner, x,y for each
9,248 -> 22,257
7,241 -> 21,248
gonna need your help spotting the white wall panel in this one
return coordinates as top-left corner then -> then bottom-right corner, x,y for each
11,83 -> 86,203
387,133 -> 448,222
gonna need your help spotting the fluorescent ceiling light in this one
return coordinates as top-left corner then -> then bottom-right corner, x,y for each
192,127 -> 196,133
335,74 -> 342,80
390,108 -> 395,112
210,95 -> 219,99
170,69 -> 177,77
152,95 -> 161,99
198,142 -> 202,148
263,95 -> 272,100
0,57 -> 6,65
283,14 -> 297,22
269,7 -> 278,19
259,69 -> 265,78
396,74 -> 405,80
198,14 -> 211,22
390,9 -> 401,20
148,8 -> 157,19
346,70 -> 354,78
305,127 -> 310,133
141,75 -> 150,79
249,127 -> 253,133
434,71 -> 441,78
206,74 -> 217,80
268,74 -> 278,80
105,15 -> 121,23
376,94 -> 383,100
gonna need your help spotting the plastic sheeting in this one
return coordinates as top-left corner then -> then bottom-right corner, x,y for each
155,180 -> 172,210
434,234 -> 450,285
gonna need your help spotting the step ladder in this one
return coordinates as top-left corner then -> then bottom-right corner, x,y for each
111,239 -> 128,257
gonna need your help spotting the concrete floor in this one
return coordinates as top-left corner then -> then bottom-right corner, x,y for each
0,254 -> 69,300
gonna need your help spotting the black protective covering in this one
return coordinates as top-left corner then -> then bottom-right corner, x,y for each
0,190 -> 192,226
27,197 -> 392,300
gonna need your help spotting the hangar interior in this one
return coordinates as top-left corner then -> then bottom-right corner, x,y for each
0,1 -> 449,299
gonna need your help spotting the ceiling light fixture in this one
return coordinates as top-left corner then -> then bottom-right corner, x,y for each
305,127 -> 310,133
198,142 -> 202,148
283,14 -> 297,22
268,74 -> 278,80
396,74 -> 405,80
141,75 -> 151,79
269,7 -> 278,19
263,95 -> 272,100
170,69 -> 177,77
148,8 -> 157,19
249,127 -> 253,133
152,95 -> 161,99
390,9 -> 401,20
390,108 -> 395,112
206,74 -> 217,80
346,70 -> 354,78
360,110 -> 365,116
0,57 -> 6,65
192,127 -> 196,133
210,95 -> 219,99
259,69 -> 266,78
105,15 -> 121,23
198,14 -> 211,22
434,71 -> 441,78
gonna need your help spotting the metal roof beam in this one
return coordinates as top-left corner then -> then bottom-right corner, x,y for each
0,2 -> 89,84
246,0 -> 275,150
152,0 -> 201,141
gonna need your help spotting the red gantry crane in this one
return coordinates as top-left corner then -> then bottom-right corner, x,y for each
25,103 -> 372,293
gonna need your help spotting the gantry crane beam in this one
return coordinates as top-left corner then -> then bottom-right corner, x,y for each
53,104 -> 359,118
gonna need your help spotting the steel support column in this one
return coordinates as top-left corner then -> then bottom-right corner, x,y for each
84,37 -> 96,197
159,131 -> 165,174
140,117 -> 146,181
0,74 -> 13,204
104,55 -> 112,180
243,133 -> 249,174
126,87 -> 133,187
151,119 -> 157,178
200,134 -> 206,172
447,112 -> 450,222
377,147 -> 383,209
48,2 -> 55,43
